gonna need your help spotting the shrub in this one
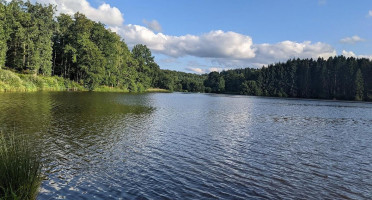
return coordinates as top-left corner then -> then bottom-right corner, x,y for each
0,70 -> 26,91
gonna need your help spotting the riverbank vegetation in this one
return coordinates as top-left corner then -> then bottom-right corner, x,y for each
0,132 -> 42,200
0,68 -> 83,92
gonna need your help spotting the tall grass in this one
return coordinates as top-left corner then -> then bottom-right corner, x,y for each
145,88 -> 171,93
0,132 -> 42,200
0,69 -> 84,92
93,85 -> 130,92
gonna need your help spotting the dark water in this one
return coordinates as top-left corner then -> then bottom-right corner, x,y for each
0,92 -> 372,199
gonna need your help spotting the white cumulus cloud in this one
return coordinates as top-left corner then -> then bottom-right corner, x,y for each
369,10 -> 372,17
342,50 -> 372,60
341,50 -> 356,58
186,67 -> 204,74
116,25 -> 255,58
253,41 -> 336,63
186,67 -> 225,74
209,40 -> 336,67
340,35 -> 365,44
113,25 -> 256,59
143,19 -> 162,32
34,0 -> 124,26
208,67 -> 225,73
113,24 -> 337,67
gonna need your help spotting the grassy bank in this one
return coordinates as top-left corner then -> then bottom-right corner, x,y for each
0,69 -> 170,93
93,85 -> 130,93
145,88 -> 171,93
94,86 -> 170,93
0,132 -> 42,200
0,69 -> 84,92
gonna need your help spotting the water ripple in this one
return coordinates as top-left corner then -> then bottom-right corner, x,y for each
0,92 -> 372,199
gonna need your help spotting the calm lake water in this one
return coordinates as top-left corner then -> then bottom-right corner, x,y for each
0,92 -> 372,199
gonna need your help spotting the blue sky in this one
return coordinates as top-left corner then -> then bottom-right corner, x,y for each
32,0 -> 372,73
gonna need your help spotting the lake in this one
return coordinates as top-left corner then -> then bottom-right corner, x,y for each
0,92 -> 372,199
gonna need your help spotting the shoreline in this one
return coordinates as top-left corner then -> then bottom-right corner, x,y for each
0,69 -> 170,93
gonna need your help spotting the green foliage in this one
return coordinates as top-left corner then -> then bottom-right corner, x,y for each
156,70 -> 206,92
0,1 -> 7,69
4,0 -> 54,75
204,72 -> 225,93
0,69 -> 23,87
0,1 -> 207,94
208,56 -> 372,101
0,131 -> 42,200
145,88 -> 171,93
205,87 -> 212,93
94,85 -> 129,93
0,1 -> 168,92
240,80 -> 261,96
131,44 -> 160,89
354,69 -> 364,101
0,69 -> 84,92
51,11 -> 162,91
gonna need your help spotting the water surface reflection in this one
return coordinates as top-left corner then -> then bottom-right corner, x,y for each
0,92 -> 371,199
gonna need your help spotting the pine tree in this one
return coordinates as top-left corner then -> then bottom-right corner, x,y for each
0,1 -> 7,69
354,69 -> 364,101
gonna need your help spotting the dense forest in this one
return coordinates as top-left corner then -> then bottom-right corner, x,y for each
204,57 -> 372,101
0,0 -> 203,92
1,1 -> 372,101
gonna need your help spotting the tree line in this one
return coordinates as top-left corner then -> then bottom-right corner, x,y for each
0,0 -> 203,91
204,56 -> 372,101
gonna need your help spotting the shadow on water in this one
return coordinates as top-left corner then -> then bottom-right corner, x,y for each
0,92 -> 154,199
